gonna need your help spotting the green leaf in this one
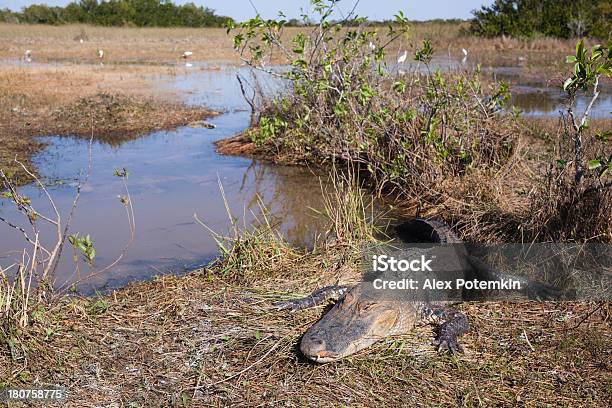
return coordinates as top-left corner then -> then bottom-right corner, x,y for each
392,80 -> 406,93
576,40 -> 584,59
595,131 -> 611,144
587,160 -> 602,170
566,55 -> 577,64
233,34 -> 243,50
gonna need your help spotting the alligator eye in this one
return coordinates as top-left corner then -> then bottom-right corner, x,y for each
361,303 -> 375,311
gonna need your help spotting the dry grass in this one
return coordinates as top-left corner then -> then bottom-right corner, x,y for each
0,238 -> 609,407
0,24 -> 239,65
0,22 -> 581,73
0,63 -> 216,183
402,21 -> 581,76
438,117 -> 612,243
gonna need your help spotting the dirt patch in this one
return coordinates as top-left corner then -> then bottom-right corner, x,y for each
214,131 -> 256,156
0,243 -> 609,407
0,64 -> 216,183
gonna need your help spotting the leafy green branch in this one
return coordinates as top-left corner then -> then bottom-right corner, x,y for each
68,233 -> 96,266
562,40 -> 612,183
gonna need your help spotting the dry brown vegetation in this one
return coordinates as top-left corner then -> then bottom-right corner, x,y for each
0,24 -> 239,65
0,237 -> 609,407
0,22 -> 581,72
439,116 -> 612,243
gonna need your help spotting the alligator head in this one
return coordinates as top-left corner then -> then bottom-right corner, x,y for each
300,283 -> 412,363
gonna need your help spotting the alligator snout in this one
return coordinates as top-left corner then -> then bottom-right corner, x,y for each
300,335 -> 339,363
299,284 -> 402,363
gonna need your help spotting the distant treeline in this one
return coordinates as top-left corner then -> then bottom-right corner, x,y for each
0,3 -> 468,29
470,0 -> 611,38
0,0 -> 233,27
2,0 -> 610,38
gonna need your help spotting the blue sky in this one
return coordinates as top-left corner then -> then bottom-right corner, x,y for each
2,1 -> 493,21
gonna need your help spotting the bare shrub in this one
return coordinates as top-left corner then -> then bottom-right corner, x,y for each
0,151 -> 135,352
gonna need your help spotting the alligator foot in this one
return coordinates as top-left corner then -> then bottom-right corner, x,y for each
422,306 -> 469,354
433,332 -> 464,354
274,285 -> 349,311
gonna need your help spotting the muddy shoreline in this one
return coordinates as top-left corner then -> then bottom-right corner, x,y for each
214,131 -> 256,157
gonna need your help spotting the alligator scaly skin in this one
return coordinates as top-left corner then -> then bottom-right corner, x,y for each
277,219 -> 471,362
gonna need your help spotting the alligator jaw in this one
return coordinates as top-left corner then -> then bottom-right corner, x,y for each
309,353 -> 341,364
300,341 -> 355,363
300,336 -> 343,363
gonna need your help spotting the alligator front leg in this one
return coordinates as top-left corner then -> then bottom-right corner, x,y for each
274,285 -> 349,311
420,306 -> 470,354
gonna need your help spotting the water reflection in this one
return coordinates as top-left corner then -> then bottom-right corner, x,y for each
510,86 -> 612,118
0,69 -> 326,293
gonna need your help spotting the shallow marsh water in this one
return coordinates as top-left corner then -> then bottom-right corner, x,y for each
398,56 -> 611,118
0,62 -> 609,293
0,67 -> 330,292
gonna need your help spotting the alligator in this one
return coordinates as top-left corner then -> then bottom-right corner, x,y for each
275,219 -> 555,363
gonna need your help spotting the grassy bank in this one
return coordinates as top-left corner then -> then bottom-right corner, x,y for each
0,231 -> 609,406
1,173 -> 609,405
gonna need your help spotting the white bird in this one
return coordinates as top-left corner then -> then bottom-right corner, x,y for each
462,48 -> 468,56
79,38 -> 84,44
182,51 -> 193,59
24,49 -> 32,63
98,49 -> 104,59
461,48 -> 468,64
368,41 -> 375,51
397,50 -> 407,64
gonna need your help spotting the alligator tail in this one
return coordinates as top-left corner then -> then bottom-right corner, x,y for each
396,218 -> 461,244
